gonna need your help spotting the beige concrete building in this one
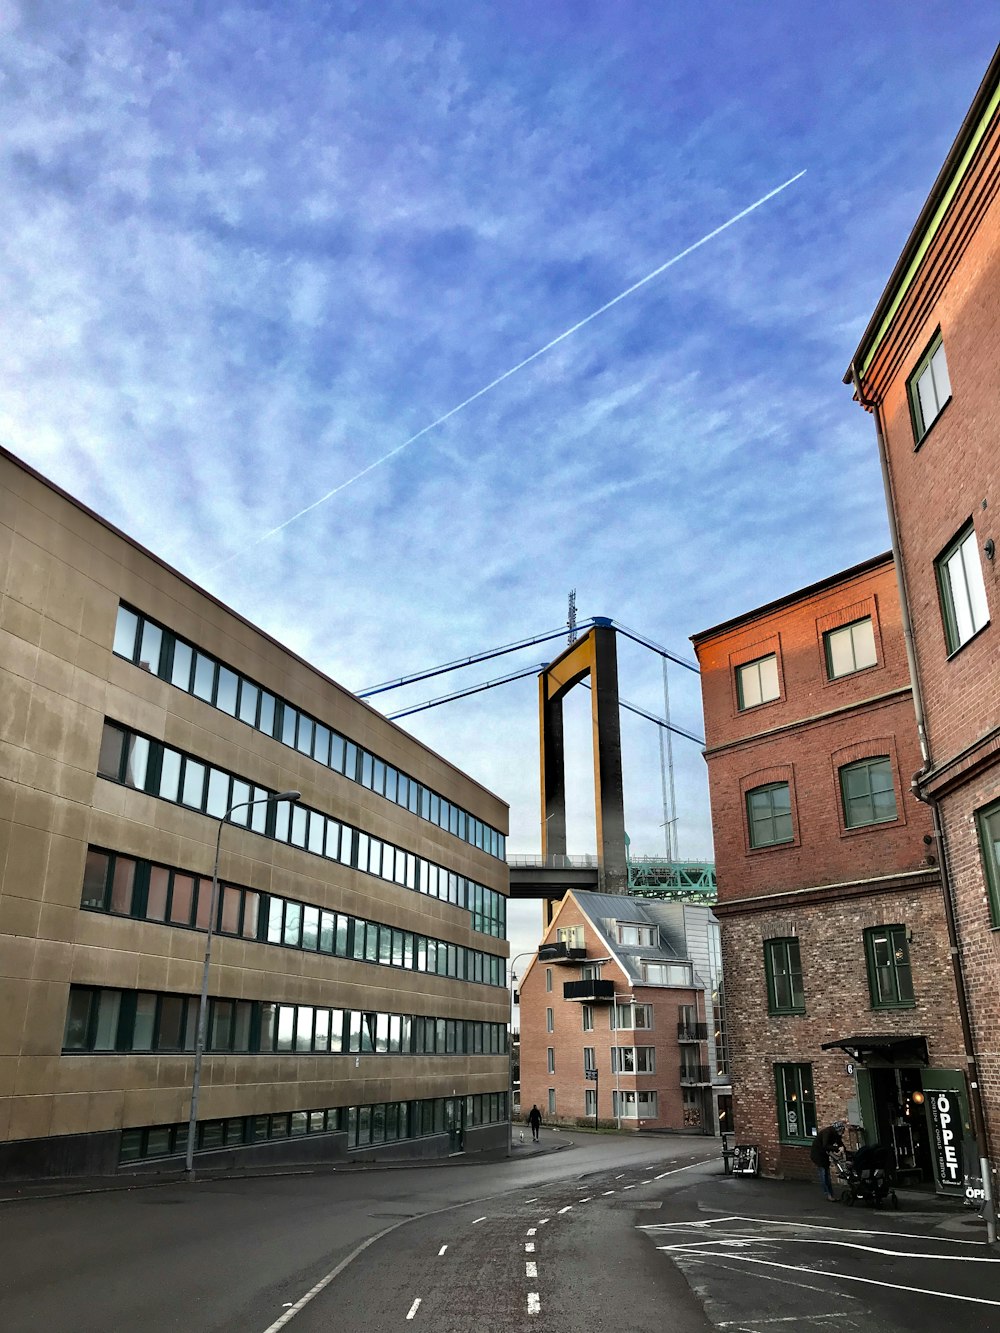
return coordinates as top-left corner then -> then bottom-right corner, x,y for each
0,446 -> 510,1178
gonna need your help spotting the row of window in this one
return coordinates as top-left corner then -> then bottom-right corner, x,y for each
113,603 -> 506,860
549,1087 -> 659,1119
764,925 -> 913,1015
83,848 -> 505,988
63,986 -> 509,1056
737,615 -> 879,714
747,754 -> 898,850
121,1091 -> 509,1162
549,1002 -> 655,1034
97,721 -> 506,938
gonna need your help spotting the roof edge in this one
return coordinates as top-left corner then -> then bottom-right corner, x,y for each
845,43 -> 1000,384
690,551 -> 892,646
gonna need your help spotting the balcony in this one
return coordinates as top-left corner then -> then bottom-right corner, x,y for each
679,1064 -> 711,1085
538,941 -> 586,965
563,979 -> 616,1003
677,1022 -> 708,1041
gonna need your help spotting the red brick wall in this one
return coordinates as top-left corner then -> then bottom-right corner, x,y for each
518,895 -> 705,1132
695,560 -> 935,903
720,881 -> 964,1178
856,106 -> 1000,1170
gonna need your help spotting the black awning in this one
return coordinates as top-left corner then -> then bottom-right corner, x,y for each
821,1034 -> 928,1065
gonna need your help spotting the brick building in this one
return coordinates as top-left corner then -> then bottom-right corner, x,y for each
845,46 -> 1000,1185
518,891 -> 729,1136
692,555 -> 969,1189
0,446 -> 510,1179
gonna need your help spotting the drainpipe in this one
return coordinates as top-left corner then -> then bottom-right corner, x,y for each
849,363 -> 996,1244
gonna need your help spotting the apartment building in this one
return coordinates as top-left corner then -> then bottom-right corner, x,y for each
845,44 -> 1000,1183
0,446 -> 510,1178
692,555 -> 969,1190
519,891 -> 729,1135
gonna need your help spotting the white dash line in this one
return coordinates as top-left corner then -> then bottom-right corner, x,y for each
615,1174 -> 625,1179
578,1197 -> 592,1203
525,1242 -> 535,1253
526,1228 -> 537,1236
623,1185 -> 636,1191
538,1218 -> 549,1225
406,1298 -> 421,1320
527,1293 -> 541,1315
642,1179 -> 653,1185
558,1205 -> 573,1214
602,1189 -> 616,1196
438,1245 -> 448,1256
524,1197 -> 537,1203
472,1216 -> 486,1225
526,1261 -> 538,1278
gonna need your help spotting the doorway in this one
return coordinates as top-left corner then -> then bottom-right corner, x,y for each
861,1067 -> 933,1185
444,1097 -> 465,1155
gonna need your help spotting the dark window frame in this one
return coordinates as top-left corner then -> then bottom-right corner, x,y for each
774,1062 -> 817,1145
746,781 -> 794,849
863,924 -> 914,1009
764,937 -> 805,1015
839,756 -> 898,830
935,523 -> 990,657
907,329 -> 952,446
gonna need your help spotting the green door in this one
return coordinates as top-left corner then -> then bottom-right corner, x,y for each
922,1069 -> 971,1195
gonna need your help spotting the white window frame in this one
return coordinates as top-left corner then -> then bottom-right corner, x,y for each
937,524 -> 990,653
736,653 -> 779,709
825,617 -> 877,679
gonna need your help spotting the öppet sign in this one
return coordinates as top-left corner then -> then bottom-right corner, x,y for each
926,1088 -> 963,1187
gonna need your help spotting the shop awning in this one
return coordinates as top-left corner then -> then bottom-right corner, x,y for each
821,1034 -> 928,1065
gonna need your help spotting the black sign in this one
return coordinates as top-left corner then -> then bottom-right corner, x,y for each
926,1089 -> 963,1187
732,1144 -> 759,1176
585,1068 -> 598,1081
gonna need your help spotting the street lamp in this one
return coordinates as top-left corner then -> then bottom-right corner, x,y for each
184,789 -> 301,1180
507,950 -> 539,1157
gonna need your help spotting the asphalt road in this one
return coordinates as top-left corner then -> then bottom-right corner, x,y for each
2,1135 -> 998,1333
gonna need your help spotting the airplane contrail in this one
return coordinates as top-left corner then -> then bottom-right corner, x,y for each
214,169 -> 806,567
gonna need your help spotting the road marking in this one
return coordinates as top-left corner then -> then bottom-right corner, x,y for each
578,1196 -> 592,1203
538,1218 -> 549,1225
472,1216 -> 486,1225
651,1161 -> 707,1181
438,1245 -> 448,1256
524,1197 -> 537,1202
623,1185 -> 636,1191
682,1255 -> 861,1301
666,1249 -> 1000,1306
558,1205 -> 572,1214
525,1242 -> 535,1253
602,1189 -> 616,1196
644,1215 -> 993,1247
717,1316 -> 855,1327
660,1235 -> 1000,1264
615,1173 -> 625,1179
406,1298 -> 421,1320
642,1179 -> 653,1185
526,1261 -> 538,1278
526,1228 -> 537,1236
527,1293 -> 541,1315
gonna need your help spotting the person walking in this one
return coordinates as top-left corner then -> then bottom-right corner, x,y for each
810,1120 -> 846,1200
527,1104 -> 542,1143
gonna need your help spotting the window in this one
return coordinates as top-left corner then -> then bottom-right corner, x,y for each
737,654 -> 779,709
908,332 -> 952,442
546,1007 -> 554,1033
612,1090 -> 658,1119
840,757 -> 897,828
825,618 -> 877,679
612,1003 -> 652,1031
936,524 -> 989,654
979,800 -> 1000,927
547,1047 -> 555,1074
583,1047 -> 596,1072
641,961 -> 691,985
764,938 -> 805,1014
580,963 -> 601,981
545,968 -> 552,993
617,923 -> 657,947
864,925 -> 914,1007
582,1005 -> 594,1032
548,1088 -> 556,1115
584,1089 -> 597,1117
746,782 -> 793,848
775,1063 -> 816,1144
557,925 -> 584,949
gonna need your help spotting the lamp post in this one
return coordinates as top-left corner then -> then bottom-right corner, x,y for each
507,950 -> 538,1158
184,789 -> 300,1180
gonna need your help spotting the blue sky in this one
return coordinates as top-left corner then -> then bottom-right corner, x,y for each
2,3 -> 996,959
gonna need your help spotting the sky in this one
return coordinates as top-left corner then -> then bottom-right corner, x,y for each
2,3 -> 997,966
